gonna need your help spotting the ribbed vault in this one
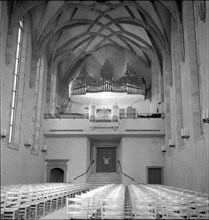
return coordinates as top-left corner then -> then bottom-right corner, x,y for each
7,0 -> 183,97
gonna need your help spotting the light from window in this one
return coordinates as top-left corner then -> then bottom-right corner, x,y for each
9,18 -> 23,143
69,80 -> 73,97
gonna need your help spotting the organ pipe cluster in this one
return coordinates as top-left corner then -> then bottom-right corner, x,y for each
101,59 -> 113,92
71,60 -> 145,95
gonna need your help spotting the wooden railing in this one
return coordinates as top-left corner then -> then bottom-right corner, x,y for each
118,160 -> 135,181
74,160 -> 94,180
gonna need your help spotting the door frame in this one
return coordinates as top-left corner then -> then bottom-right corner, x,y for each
45,159 -> 69,182
95,143 -> 118,173
96,147 -> 116,173
146,166 -> 164,184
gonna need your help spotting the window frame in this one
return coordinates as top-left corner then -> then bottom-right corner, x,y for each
8,18 -> 24,147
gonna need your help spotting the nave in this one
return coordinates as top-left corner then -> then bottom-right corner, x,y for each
1,183 -> 209,219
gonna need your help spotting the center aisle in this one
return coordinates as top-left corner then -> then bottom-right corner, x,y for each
124,185 -> 132,219
39,207 -> 68,220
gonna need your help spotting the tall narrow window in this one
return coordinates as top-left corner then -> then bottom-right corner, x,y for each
9,18 -> 23,144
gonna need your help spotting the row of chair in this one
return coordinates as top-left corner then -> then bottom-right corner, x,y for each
67,184 -> 125,219
128,184 -> 209,219
101,184 -> 125,219
128,185 -> 157,219
1,183 -> 89,220
147,184 -> 209,219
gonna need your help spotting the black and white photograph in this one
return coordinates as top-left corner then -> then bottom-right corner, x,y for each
0,0 -> 209,219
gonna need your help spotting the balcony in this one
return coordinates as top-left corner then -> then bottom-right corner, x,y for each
43,113 -> 165,137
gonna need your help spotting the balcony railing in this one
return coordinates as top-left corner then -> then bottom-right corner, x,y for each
44,113 -> 165,120
43,113 -> 165,137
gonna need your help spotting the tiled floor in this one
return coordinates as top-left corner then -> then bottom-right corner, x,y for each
40,207 -> 68,219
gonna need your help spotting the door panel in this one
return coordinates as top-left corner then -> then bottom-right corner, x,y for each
97,148 -> 116,172
148,168 -> 162,184
50,168 -> 64,182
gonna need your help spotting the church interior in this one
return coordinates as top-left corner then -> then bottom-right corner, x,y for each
1,0 -> 209,219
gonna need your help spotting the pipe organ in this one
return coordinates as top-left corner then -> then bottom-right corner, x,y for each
101,59 -> 113,92
71,60 -> 145,96
72,64 -> 87,95
126,64 -> 145,95
89,104 -> 96,121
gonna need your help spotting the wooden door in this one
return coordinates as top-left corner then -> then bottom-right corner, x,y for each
97,148 -> 116,172
148,167 -> 163,184
50,168 -> 64,182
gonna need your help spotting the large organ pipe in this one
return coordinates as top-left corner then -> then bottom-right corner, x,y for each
112,103 -> 119,121
89,104 -> 96,121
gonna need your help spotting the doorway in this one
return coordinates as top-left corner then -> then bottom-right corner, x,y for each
45,159 -> 69,183
147,167 -> 163,184
50,168 -> 64,182
97,148 -> 116,172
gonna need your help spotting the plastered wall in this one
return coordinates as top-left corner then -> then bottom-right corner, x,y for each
1,3 -> 45,185
165,1 -> 209,193
120,137 -> 165,184
45,137 -> 89,183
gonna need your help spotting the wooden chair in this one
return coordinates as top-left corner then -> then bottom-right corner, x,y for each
38,188 -> 48,217
57,187 -> 66,209
29,189 -> 41,219
101,201 -> 124,219
18,190 -> 32,220
67,196 -> 92,219
165,197 -> 189,219
45,188 -> 55,214
66,185 -> 115,220
100,185 -> 125,219
1,191 -> 6,219
3,191 -> 21,220
196,197 -> 209,219
52,188 -> 60,211
133,199 -> 157,219
155,197 -> 167,219
187,195 -> 198,219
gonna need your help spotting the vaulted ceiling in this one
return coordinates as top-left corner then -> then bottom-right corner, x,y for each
10,0 -> 182,94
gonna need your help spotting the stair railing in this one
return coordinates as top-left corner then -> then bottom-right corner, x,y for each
118,160 -> 135,181
74,160 -> 94,180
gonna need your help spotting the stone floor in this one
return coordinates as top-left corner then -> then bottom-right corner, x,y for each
40,207 -> 68,220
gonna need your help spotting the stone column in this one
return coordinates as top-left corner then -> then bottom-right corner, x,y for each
30,52 -> 40,88
186,1 -> 202,139
205,0 -> 209,194
163,54 -> 172,156
50,67 -> 57,115
0,1 -> 2,132
151,63 -> 160,102
171,17 -> 184,150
